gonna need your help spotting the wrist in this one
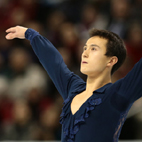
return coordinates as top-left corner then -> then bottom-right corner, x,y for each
25,28 -> 39,41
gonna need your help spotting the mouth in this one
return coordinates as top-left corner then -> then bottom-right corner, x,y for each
82,61 -> 88,64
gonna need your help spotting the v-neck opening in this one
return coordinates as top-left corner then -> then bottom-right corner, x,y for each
70,95 -> 91,116
70,82 -> 112,116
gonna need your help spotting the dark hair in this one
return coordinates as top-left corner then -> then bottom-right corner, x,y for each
89,28 -> 126,75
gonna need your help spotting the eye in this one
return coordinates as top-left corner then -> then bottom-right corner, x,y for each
91,47 -> 96,50
83,46 -> 87,51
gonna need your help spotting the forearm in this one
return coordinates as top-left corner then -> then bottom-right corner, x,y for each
25,28 -> 73,100
25,28 -> 64,72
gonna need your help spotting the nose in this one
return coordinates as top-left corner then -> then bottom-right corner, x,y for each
82,49 -> 89,58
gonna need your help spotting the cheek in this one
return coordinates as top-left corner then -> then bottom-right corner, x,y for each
90,53 -> 103,64
90,55 -> 107,68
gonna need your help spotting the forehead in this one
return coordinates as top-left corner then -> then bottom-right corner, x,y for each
86,36 -> 108,48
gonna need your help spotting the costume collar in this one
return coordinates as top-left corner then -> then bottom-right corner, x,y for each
72,82 -> 112,94
93,83 -> 112,93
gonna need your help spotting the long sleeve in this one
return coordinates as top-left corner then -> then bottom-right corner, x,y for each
112,58 -> 142,106
25,28 -> 85,100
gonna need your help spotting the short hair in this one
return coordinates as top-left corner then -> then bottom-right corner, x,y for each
89,28 -> 127,75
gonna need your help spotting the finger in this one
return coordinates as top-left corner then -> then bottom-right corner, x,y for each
5,27 -> 16,33
5,33 -> 16,40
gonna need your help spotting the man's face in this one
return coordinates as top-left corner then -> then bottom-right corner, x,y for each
80,36 -> 110,77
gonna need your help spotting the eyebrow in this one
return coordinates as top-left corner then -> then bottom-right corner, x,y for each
84,44 -> 101,49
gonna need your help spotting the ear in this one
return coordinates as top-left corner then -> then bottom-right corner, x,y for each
107,56 -> 118,67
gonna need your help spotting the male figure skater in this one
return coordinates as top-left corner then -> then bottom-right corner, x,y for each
5,26 -> 142,142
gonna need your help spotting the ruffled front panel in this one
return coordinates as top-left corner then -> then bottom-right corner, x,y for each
59,94 -> 102,142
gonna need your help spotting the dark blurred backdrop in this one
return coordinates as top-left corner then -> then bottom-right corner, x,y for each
0,0 -> 142,140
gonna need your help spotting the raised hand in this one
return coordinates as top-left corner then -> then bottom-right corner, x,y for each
5,26 -> 28,40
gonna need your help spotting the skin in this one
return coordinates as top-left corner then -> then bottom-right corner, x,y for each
5,26 -> 118,115
71,37 -> 118,115
81,36 -> 118,94
6,26 -> 28,40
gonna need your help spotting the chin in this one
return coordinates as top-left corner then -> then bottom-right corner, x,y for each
80,69 -> 89,75
80,68 -> 100,77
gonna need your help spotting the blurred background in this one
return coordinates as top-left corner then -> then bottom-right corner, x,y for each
0,0 -> 142,140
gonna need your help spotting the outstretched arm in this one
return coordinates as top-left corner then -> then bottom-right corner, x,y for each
6,26 -> 85,100
110,58 -> 142,110
118,58 -> 142,103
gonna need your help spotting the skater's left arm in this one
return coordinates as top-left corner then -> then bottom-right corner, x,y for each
115,58 -> 142,103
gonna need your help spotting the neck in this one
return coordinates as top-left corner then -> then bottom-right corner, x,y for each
85,73 -> 112,95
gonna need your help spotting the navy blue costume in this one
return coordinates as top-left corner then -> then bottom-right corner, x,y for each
25,28 -> 142,142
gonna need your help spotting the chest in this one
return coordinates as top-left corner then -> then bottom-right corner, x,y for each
70,92 -> 92,115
